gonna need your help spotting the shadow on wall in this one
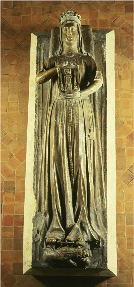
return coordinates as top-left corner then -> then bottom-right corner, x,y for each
34,276 -> 109,286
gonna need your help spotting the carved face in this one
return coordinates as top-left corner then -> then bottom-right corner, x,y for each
62,21 -> 78,46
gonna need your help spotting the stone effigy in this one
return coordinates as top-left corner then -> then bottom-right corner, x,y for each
33,11 -> 106,268
24,10 -> 116,275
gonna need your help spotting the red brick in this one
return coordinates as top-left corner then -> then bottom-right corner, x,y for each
115,53 -> 127,67
117,250 -> 133,270
121,22 -> 133,35
16,162 -> 26,179
1,157 -> 8,173
116,148 -> 125,157
2,1 -> 13,8
99,4 -> 110,14
2,8 -> 12,17
17,133 -> 27,147
125,270 -> 133,283
32,0 -> 49,6
2,262 -> 12,274
31,7 -> 42,15
124,186 -> 133,203
89,9 -> 98,19
123,45 -> 133,60
13,1 -> 23,8
19,82 -> 29,100
9,64 -> 21,74
4,181 -> 15,192
128,165 -> 134,176
120,35 -> 133,50
2,215 -> 14,226
115,3 -> 125,13
1,192 -> 4,203
4,39 -> 16,50
6,171 -> 15,181
127,131 -> 134,144
31,15 -> 43,24
4,192 -> 15,203
22,16 -> 31,29
117,225 -> 125,237
2,239 -> 13,250
117,257 -> 129,270
13,263 -> 23,275
117,213 -> 125,225
12,16 -> 22,26
1,150 -> 9,162
2,227 -> 14,238
13,251 -> 23,263
121,170 -> 133,185
15,149 -> 26,163
89,19 -> 98,29
16,180 -> 25,192
15,192 -> 25,203
117,237 -> 127,248
125,3 -> 134,13
126,214 -> 134,225
125,201 -> 134,213
3,204 -> 14,215
117,200 -> 125,212
1,135 -> 13,147
2,18 -> 16,37
14,203 -> 24,215
81,19 -> 89,26
79,11 -> 90,20
4,51 -> 18,64
20,50 -> 30,64
23,7 -> 31,15
14,239 -> 23,250
9,141 -> 22,155
7,156 -> 20,171
126,226 -> 134,237
1,264 -> 8,280
116,156 -> 126,170
3,273 -> 16,287
1,58 -> 10,74
14,226 -> 23,238
1,251 -> 13,262
12,7 -> 22,16
14,215 -> 24,226
20,38 -> 30,50
127,238 -> 133,249
99,19 -> 109,28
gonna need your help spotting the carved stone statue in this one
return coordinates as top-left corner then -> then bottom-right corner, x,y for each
33,11 -> 107,268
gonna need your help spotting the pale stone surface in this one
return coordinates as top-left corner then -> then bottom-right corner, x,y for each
23,33 -> 37,274
106,30 -> 117,276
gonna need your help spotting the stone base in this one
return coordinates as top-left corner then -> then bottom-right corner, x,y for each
24,267 -> 115,277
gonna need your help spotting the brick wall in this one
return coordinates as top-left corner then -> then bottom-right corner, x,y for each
1,1 -> 133,286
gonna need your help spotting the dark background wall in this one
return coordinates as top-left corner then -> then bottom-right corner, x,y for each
1,1 -> 133,286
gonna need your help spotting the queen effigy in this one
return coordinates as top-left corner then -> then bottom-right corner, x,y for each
24,9 -> 116,274
31,11 -> 107,268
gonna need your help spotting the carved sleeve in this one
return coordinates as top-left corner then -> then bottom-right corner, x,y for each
43,57 -> 56,71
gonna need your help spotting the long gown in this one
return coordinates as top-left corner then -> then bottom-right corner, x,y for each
36,53 -> 106,246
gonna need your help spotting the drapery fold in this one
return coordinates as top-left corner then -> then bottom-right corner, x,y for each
35,76 -> 106,244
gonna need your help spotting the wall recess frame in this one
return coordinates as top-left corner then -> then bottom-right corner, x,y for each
23,11 -> 116,277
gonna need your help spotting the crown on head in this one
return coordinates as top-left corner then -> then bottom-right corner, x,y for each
59,11 -> 81,26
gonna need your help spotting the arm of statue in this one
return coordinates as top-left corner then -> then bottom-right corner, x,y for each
80,70 -> 103,99
36,67 -> 58,84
